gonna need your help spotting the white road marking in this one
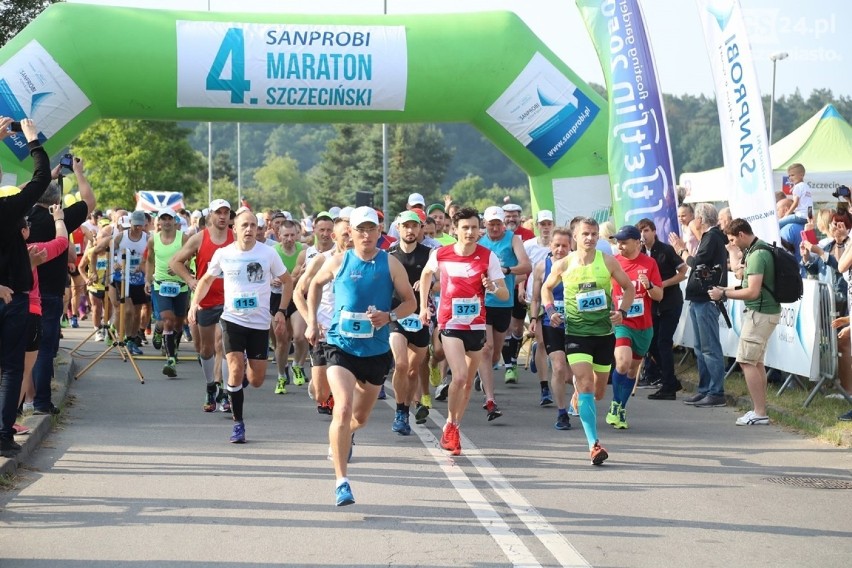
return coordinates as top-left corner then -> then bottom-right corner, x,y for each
384,393 -> 591,567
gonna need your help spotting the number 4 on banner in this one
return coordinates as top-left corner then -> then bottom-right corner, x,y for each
206,27 -> 251,104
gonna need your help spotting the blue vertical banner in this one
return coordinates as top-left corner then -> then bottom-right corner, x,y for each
576,0 -> 678,237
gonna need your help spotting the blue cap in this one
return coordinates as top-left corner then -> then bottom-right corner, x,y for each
613,225 -> 641,241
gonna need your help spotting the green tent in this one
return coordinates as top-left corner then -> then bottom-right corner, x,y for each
681,104 -> 852,204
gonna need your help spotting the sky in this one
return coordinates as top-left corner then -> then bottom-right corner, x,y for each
68,0 -> 851,100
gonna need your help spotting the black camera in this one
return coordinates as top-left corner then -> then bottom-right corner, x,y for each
694,263 -> 724,290
9,121 -> 22,132
694,263 -> 731,328
832,185 -> 851,199
59,153 -> 76,171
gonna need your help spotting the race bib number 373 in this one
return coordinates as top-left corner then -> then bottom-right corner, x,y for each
176,21 -> 408,111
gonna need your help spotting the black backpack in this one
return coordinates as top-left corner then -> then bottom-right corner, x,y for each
753,241 -> 803,304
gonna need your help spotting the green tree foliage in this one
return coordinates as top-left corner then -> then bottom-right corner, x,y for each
448,175 -> 530,213
253,155 -> 310,211
212,151 -> 236,183
309,123 -> 371,209
71,119 -> 204,210
0,0 -> 59,47
264,123 -> 335,171
387,124 -> 452,214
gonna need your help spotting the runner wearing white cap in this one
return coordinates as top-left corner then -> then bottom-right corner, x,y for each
305,206 -> 416,506
145,208 -> 189,377
170,199 -> 235,413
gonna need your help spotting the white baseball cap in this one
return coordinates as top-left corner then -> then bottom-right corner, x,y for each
328,206 -> 342,219
338,206 -> 354,220
483,206 -> 505,223
502,203 -> 522,212
157,208 -> 176,219
407,193 -> 425,207
349,206 -> 379,228
537,210 -> 554,223
119,214 -> 131,228
256,213 -> 266,228
191,209 -> 202,219
208,199 -> 231,212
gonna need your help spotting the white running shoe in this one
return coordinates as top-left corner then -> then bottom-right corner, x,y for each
736,410 -> 769,426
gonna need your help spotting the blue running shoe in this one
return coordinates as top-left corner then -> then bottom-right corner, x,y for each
529,341 -> 538,374
125,339 -> 143,356
391,409 -> 408,434
230,421 -> 245,443
335,481 -> 355,506
540,387 -> 553,406
555,413 -> 572,430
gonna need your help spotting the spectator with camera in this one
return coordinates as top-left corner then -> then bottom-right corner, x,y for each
709,219 -> 781,425
669,203 -> 729,408
27,153 -> 95,416
0,116 -> 53,457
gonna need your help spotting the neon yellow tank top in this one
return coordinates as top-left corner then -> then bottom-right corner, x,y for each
561,250 -> 613,336
153,231 -> 188,292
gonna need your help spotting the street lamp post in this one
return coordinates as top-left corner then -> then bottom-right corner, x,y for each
769,51 -> 789,145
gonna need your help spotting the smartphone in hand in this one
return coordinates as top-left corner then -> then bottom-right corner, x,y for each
801,229 -> 818,245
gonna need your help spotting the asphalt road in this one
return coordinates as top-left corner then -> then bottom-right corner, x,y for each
1,327 -> 851,567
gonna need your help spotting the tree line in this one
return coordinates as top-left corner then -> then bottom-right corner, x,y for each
65,89 -> 851,213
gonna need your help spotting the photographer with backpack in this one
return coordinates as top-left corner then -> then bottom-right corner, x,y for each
709,219 -> 782,426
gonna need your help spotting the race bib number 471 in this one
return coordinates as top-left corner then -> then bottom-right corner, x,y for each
177,21 -> 408,111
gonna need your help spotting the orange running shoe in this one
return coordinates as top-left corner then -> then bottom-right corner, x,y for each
590,441 -> 608,466
441,423 -> 461,456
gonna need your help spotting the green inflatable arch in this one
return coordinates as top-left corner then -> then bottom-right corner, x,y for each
0,3 -> 609,219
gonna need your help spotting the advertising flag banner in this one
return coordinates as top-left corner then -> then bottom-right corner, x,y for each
0,40 -> 91,161
696,0 -> 780,243
576,0 -> 678,237
486,52 -> 600,168
177,21 -> 408,111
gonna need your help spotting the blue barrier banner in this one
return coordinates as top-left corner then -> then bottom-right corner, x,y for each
576,0 -> 678,236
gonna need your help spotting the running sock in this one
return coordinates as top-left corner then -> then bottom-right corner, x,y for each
336,477 -> 349,488
557,408 -> 568,416
540,381 -> 548,390
621,376 -> 636,409
226,384 -> 244,422
396,402 -> 405,412
164,330 -> 176,358
510,333 -> 522,365
201,355 -> 216,385
578,392 -> 598,449
611,369 -> 628,406
402,404 -> 410,415
502,334 -> 522,366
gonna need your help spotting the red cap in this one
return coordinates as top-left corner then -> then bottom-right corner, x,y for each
414,208 -> 427,222
374,208 -> 384,221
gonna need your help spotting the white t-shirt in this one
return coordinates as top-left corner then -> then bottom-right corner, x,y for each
206,242 -> 287,330
792,181 -> 813,217
523,238 -> 551,302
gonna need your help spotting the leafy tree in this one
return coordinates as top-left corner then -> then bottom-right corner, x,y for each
310,123 -> 370,209
253,155 -> 310,211
0,0 -> 59,47
212,151 -> 236,183
71,119 -> 205,210
264,123 -> 335,171
388,124 -> 452,214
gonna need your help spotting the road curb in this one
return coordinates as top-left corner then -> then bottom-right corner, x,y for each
0,357 -> 76,479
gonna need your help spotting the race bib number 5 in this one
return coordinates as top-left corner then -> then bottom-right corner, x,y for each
576,289 -> 606,312
340,310 -> 374,339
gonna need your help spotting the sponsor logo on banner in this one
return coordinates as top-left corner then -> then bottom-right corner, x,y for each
0,41 -> 91,161
487,53 -> 599,168
696,0 -> 779,244
576,0 -> 679,238
176,21 -> 407,111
